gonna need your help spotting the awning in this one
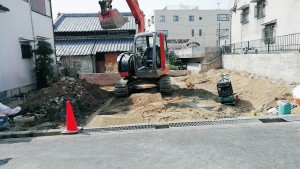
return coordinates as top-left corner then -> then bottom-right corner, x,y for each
237,4 -> 250,10
0,4 -> 9,12
262,19 -> 277,26
19,37 -> 35,42
35,36 -> 50,41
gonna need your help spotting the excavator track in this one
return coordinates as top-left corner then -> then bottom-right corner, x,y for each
158,75 -> 172,95
114,78 -> 130,98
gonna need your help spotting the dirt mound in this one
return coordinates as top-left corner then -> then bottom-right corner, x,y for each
9,78 -> 113,131
129,93 -> 163,107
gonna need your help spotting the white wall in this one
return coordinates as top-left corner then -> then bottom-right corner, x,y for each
0,0 -> 54,97
223,53 -> 300,83
230,0 -> 300,43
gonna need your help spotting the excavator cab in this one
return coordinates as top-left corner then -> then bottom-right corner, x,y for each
133,32 -> 168,78
98,0 -> 129,29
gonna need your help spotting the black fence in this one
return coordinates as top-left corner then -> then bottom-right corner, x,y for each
226,33 -> 300,54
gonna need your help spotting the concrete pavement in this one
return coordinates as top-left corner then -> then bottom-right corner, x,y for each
0,122 -> 300,169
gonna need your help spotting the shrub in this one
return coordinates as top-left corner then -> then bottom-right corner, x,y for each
34,41 -> 54,89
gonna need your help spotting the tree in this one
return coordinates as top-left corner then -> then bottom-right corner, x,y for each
34,41 -> 54,89
169,52 -> 185,70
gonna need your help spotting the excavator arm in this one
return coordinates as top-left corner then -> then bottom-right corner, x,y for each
98,0 -> 145,32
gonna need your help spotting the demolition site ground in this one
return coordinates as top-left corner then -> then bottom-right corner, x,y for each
2,69 -> 299,131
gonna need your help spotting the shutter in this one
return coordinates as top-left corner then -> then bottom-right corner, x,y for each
254,5 -> 258,18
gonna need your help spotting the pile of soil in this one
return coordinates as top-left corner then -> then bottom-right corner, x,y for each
9,77 -> 113,131
86,69 -> 299,127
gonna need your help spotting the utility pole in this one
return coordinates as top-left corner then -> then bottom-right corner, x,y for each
217,2 -> 220,10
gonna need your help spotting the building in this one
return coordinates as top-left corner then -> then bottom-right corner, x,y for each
0,0 -> 55,99
230,0 -> 300,44
223,0 -> 300,83
147,5 -> 231,49
54,13 -> 136,73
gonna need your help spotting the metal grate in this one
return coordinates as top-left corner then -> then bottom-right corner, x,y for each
83,124 -> 156,133
169,118 -> 262,128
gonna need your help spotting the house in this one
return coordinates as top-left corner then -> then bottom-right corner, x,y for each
230,0 -> 300,46
223,0 -> 300,83
0,0 -> 55,99
54,13 -> 137,73
147,5 -> 231,49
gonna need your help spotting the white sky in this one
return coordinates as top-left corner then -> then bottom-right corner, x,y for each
51,0 -> 230,19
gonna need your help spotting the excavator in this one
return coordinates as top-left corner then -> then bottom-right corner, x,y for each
98,0 -> 172,97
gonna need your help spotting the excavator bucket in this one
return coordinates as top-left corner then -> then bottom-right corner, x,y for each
98,9 -> 129,29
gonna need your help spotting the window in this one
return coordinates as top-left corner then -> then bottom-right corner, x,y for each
240,7 -> 249,24
264,24 -> 275,43
31,0 -> 46,15
191,29 -> 194,36
159,15 -> 165,22
199,17 -> 202,20
217,14 -> 229,21
189,15 -> 194,21
217,29 -> 230,37
21,44 -> 33,59
199,29 -> 202,36
173,15 -> 179,22
255,0 -> 266,19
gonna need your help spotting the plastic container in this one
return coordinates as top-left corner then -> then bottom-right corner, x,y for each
278,102 -> 291,115
0,115 -> 9,130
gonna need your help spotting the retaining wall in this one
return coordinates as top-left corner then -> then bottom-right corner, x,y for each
223,53 -> 300,83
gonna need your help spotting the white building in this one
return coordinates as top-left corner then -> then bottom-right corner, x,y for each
147,5 -> 231,49
230,0 -> 300,43
0,0 -> 55,99
223,0 -> 300,83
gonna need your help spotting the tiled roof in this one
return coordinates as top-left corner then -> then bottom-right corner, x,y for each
0,4 -> 10,11
54,13 -> 136,32
55,38 -> 133,56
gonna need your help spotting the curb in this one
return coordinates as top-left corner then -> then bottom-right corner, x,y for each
0,129 -> 62,140
1,115 -> 299,140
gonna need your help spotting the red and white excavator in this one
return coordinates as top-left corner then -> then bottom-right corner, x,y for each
98,0 -> 172,97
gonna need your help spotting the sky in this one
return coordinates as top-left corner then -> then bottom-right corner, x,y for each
51,0 -> 230,20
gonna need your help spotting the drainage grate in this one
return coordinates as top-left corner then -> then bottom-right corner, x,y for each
83,124 -> 156,133
169,118 -> 261,128
259,118 -> 288,123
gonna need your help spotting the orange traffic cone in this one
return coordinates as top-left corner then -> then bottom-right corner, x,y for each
61,101 -> 82,134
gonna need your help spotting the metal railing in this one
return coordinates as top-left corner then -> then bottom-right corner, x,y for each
228,33 -> 300,54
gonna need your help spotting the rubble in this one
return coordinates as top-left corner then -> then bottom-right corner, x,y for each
7,77 -> 113,131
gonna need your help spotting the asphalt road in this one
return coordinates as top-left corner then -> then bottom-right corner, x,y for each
1,122 -> 300,169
